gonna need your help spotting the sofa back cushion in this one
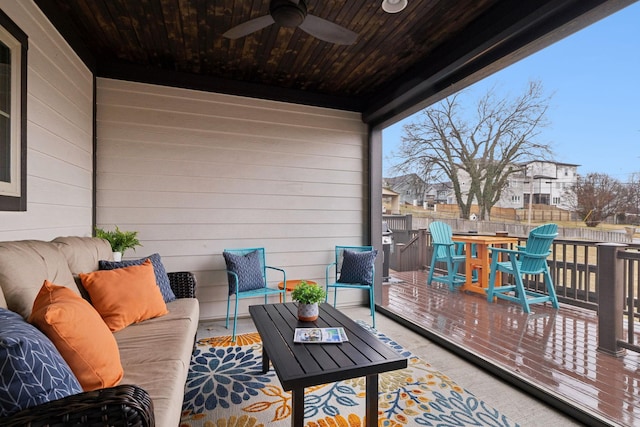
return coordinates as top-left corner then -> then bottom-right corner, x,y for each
0,240 -> 78,319
52,236 -> 113,274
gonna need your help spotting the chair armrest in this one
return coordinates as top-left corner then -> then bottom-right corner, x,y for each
488,247 -> 519,255
1,384 -> 154,427
326,262 -> 337,284
266,265 -> 286,284
168,271 -> 197,299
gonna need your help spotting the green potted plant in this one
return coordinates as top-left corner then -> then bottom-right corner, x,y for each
95,226 -> 142,261
291,280 -> 326,321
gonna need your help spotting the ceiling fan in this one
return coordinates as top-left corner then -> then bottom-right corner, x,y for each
222,0 -> 358,45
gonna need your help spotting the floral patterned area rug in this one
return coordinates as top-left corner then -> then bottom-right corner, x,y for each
180,322 -> 519,427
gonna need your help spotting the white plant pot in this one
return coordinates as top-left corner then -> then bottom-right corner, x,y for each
297,303 -> 319,322
113,251 -> 122,262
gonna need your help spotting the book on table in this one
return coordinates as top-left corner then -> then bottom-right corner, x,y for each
293,327 -> 348,343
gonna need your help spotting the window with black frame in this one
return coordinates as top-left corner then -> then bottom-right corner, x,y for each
0,11 -> 27,211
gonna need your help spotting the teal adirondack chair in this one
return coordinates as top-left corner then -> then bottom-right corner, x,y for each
486,223 -> 559,313
223,248 -> 286,342
427,222 -> 467,291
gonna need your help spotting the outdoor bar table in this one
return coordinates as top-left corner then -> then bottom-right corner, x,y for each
452,234 -> 519,294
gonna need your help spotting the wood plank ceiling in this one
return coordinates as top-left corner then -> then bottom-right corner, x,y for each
35,0 -> 633,126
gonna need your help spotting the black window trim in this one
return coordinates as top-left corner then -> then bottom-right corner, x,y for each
0,10 -> 27,211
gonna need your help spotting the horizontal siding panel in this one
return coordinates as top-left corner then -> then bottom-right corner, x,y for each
98,80 -> 362,130
0,204 -> 90,233
99,123 -> 364,157
97,190 -> 362,210
29,177 -> 92,207
98,105 -> 364,146
28,125 -> 92,178
97,207 -> 363,224
28,96 -> 91,148
120,223 -> 363,242
100,154 -> 363,184
29,151 -> 92,190
99,87 -> 362,132
97,138 -> 363,173
98,174 -> 362,198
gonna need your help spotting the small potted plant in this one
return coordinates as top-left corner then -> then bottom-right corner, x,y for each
291,280 -> 326,321
95,226 -> 142,261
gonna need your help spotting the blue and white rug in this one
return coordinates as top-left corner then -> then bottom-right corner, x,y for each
180,322 -> 519,426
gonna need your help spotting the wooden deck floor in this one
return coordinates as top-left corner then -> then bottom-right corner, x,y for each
379,270 -> 640,427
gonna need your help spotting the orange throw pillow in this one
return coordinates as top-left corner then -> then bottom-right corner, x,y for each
28,281 -> 123,391
79,259 -> 168,332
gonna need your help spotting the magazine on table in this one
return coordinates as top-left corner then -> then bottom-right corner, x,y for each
293,327 -> 348,343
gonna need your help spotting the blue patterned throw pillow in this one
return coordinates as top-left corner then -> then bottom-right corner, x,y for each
99,253 -> 176,302
223,250 -> 265,295
0,308 -> 82,418
339,249 -> 378,286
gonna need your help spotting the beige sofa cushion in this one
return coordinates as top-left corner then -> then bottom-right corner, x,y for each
114,298 -> 199,427
52,236 -> 113,274
0,240 -> 78,318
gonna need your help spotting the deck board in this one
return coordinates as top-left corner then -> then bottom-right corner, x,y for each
380,270 -> 640,427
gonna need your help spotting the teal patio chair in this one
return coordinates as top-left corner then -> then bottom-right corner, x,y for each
427,222 -> 467,291
223,247 -> 286,341
325,245 -> 377,328
486,223 -> 559,313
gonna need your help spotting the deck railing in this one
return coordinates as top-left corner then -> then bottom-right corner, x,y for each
389,226 -> 640,354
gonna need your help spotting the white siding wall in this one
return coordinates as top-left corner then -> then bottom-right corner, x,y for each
96,78 -> 369,320
0,1 -> 93,241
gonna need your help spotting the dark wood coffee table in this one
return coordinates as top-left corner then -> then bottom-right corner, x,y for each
248,302 -> 408,427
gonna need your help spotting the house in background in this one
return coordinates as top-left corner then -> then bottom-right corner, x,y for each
382,187 -> 400,214
386,160 -> 579,212
383,174 -> 428,206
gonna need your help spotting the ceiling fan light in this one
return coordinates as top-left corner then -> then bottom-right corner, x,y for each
271,0 -> 307,27
381,0 -> 408,13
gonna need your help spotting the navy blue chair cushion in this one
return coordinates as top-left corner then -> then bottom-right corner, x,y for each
339,249 -> 378,286
223,250 -> 265,295
99,253 -> 176,303
0,308 -> 82,417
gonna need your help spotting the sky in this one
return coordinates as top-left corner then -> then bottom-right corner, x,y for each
382,2 -> 640,182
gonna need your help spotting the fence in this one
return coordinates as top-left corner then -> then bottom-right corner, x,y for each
384,214 -> 633,244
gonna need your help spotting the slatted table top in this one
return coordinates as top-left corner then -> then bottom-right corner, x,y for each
248,302 -> 407,391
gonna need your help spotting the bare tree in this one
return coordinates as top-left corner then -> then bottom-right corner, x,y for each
620,172 -> 640,224
392,81 -> 553,219
569,173 -> 625,227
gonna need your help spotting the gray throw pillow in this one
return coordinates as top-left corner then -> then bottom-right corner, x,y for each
223,250 -> 265,295
0,308 -> 82,417
338,249 -> 378,286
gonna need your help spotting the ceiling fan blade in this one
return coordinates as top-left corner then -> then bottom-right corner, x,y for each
299,14 -> 358,45
223,15 -> 275,39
